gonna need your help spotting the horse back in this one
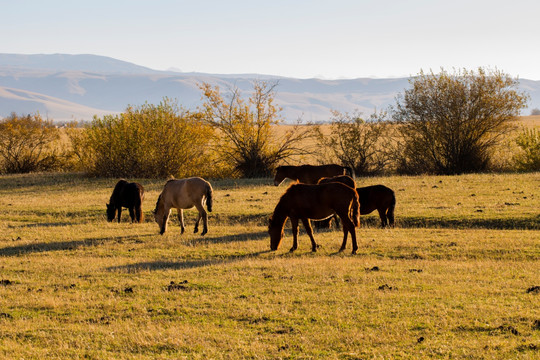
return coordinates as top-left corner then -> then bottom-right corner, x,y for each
317,175 -> 356,188
298,164 -> 348,184
163,177 -> 212,209
284,183 -> 357,219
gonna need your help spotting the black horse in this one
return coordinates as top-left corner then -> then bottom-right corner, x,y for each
106,180 -> 145,223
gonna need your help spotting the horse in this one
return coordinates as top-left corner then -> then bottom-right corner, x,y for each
153,177 -> 213,235
356,185 -> 396,227
316,175 -> 396,228
106,179 -> 145,223
273,164 -> 353,186
268,182 -> 360,254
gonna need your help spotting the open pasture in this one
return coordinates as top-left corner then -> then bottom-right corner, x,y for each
0,172 -> 538,359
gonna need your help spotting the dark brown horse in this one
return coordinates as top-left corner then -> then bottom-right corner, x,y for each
273,164 -> 353,186
106,180 -> 145,223
316,176 -> 396,228
269,182 -> 360,254
356,185 -> 396,227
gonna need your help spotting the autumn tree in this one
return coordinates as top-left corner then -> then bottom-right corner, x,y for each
392,68 -> 529,174
200,80 -> 316,177
0,113 -> 65,173
318,110 -> 392,175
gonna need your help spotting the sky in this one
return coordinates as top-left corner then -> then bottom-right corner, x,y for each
2,0 -> 540,80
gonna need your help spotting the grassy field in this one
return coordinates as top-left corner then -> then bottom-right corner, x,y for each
0,172 -> 538,359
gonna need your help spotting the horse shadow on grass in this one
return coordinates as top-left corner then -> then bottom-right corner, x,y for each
106,249 -> 273,273
0,234 -> 155,257
106,230 -> 272,273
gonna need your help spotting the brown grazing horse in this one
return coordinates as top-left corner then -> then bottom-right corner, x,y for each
356,185 -> 396,227
269,182 -> 360,254
106,179 -> 145,223
273,164 -> 353,186
153,177 -> 213,235
317,175 -> 396,228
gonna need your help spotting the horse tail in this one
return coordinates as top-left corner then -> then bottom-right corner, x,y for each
350,193 -> 360,228
136,185 -> 144,223
205,183 -> 213,213
387,189 -> 396,227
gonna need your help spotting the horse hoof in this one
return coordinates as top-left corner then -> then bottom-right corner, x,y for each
201,230 -> 207,236
289,248 -> 297,253
352,249 -> 357,255
193,228 -> 198,234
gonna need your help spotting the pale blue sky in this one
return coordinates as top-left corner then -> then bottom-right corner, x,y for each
3,0 -> 540,79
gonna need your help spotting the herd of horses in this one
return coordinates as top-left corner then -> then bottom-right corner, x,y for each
106,164 -> 396,254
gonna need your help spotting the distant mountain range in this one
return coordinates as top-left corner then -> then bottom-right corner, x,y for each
1,53 -> 539,122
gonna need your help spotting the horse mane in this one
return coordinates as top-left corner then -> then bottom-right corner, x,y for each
153,194 -> 163,213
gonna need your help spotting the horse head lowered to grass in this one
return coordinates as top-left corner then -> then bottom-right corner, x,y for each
106,179 -> 145,223
153,177 -> 213,235
268,182 -> 360,254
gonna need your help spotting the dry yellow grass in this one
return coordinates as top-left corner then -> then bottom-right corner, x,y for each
0,172 -> 538,359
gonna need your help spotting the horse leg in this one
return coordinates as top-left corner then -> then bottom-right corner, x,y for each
177,209 -> 185,234
135,205 -> 142,223
117,207 -> 122,223
345,219 -> 358,254
338,217 -> 358,254
387,207 -> 395,228
377,208 -> 388,228
160,208 -> 171,235
336,212 -> 352,253
194,203 -> 208,235
301,218 -> 319,252
289,217 -> 299,252
128,207 -> 135,223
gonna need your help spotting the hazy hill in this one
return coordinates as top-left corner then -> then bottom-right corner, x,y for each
0,54 -> 538,122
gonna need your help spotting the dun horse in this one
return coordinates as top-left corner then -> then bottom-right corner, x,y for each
153,177 -> 213,235
106,179 -> 145,223
273,164 -> 353,186
318,175 -> 396,228
269,182 -> 360,254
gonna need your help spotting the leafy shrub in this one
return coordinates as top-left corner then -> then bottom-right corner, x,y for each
317,110 -> 392,175
514,128 -> 540,171
0,113 -> 67,173
71,98 -> 214,178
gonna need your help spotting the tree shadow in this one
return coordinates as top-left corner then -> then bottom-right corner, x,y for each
106,250 -> 272,272
0,234 -> 154,257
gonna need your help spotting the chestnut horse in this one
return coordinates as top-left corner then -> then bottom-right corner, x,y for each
106,179 -> 144,223
317,175 -> 396,228
153,177 -> 213,235
273,164 -> 353,186
269,182 -> 360,254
